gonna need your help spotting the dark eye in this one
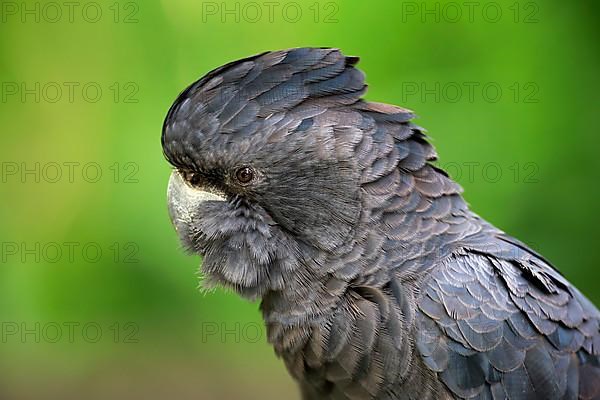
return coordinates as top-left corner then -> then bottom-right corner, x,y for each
235,166 -> 255,185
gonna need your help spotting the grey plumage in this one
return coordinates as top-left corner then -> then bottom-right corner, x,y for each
162,48 -> 600,399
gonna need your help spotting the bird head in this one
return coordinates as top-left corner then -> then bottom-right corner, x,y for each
162,48 -> 368,299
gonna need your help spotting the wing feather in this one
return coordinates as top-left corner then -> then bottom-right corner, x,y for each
417,251 -> 600,399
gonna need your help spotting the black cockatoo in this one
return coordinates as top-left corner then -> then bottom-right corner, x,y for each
162,48 -> 600,399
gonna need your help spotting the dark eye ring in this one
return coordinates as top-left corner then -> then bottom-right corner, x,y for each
234,166 -> 255,185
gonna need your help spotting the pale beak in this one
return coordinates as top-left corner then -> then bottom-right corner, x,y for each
167,170 -> 226,236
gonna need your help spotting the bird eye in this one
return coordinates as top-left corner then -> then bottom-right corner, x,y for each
235,166 -> 255,185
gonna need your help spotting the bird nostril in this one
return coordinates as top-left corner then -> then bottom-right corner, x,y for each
181,170 -> 203,187
189,173 -> 202,186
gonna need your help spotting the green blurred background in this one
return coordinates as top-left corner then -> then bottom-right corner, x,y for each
0,0 -> 598,398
